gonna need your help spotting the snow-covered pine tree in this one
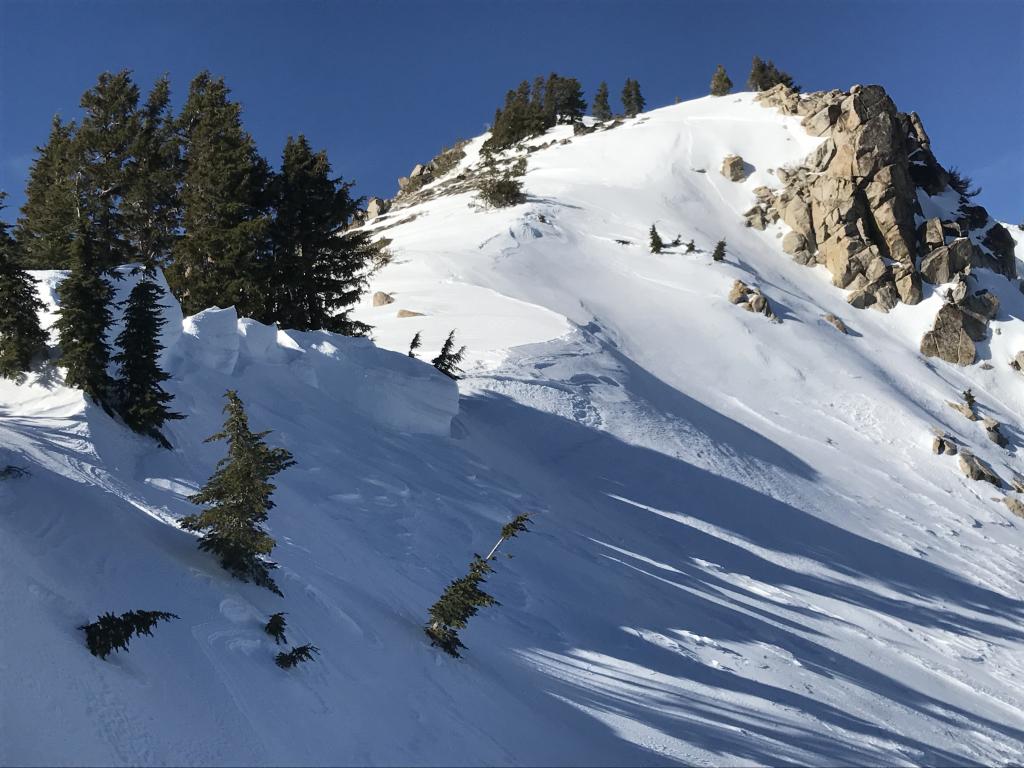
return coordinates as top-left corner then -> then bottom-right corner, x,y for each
712,239 -> 727,262
113,271 -> 183,447
0,194 -> 48,379
79,609 -> 179,660
180,390 -> 295,595
54,226 -> 115,407
408,331 -> 422,358
592,81 -> 612,121
649,225 -> 664,254
264,612 -> 288,644
710,64 -> 733,96
431,330 -> 466,380
275,644 -> 319,669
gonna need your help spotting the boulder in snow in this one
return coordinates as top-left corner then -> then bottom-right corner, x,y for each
720,154 -> 747,182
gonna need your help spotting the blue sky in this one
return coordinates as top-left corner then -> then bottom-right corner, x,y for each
1,0 -> 1021,221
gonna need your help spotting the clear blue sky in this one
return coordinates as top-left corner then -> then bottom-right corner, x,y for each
1,0 -> 1021,221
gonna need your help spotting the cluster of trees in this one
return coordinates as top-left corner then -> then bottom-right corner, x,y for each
710,57 -> 799,97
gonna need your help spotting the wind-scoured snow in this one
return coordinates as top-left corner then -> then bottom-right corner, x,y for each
3,94 -> 1024,766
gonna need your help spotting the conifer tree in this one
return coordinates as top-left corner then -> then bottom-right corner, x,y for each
686,239 -> 696,253
746,56 -> 799,93
79,609 -> 178,660
15,116 -> 80,269
629,79 -> 645,115
649,225 -> 664,254
113,272 -> 182,447
425,513 -> 531,657
592,81 -> 612,121
264,612 -> 288,645
712,239 -> 727,262
54,226 -> 115,406
408,331 -> 422,358
432,330 -> 466,379
275,644 -> 319,668
171,72 -> 271,317
542,74 -> 586,124
180,390 -> 295,595
621,78 -> 644,117
710,64 -> 733,96
477,157 -> 526,208
265,135 -> 373,335
0,195 -> 48,378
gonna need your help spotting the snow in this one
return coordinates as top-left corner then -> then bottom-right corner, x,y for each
3,93 -> 1024,766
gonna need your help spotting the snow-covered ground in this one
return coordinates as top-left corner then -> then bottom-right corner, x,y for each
3,93 -> 1024,766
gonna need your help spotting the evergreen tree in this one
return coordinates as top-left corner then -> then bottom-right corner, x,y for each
122,75 -> 181,269
265,135 -> 373,335
75,70 -> 142,270
592,81 -> 612,121
746,56 -> 799,92
484,74 -> 586,152
170,72 -> 271,317
0,194 -> 48,378
686,239 -> 696,253
710,64 -> 733,96
629,79 -> 645,115
264,612 -> 287,645
712,239 -> 727,262
477,157 -> 526,208
621,78 -> 642,117
408,331 -> 422,358
432,330 -> 466,379
79,609 -> 178,660
54,226 -> 115,405
275,644 -> 319,668
112,272 -> 182,447
180,390 -> 295,595
649,225 -> 664,254
961,388 -> 976,410
542,73 -> 586,124
15,116 -> 80,269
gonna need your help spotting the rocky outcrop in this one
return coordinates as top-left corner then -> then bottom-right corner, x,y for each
958,453 -> 1001,487
983,417 -> 1008,448
1003,495 -> 1024,518
729,280 -> 775,319
366,197 -> 390,219
822,313 -> 848,334
931,432 -> 958,455
721,155 -> 747,182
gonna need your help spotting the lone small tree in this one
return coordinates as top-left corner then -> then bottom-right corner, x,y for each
710,64 -> 733,96
686,239 -> 696,253
425,512 -> 531,658
477,158 -> 526,209
408,331 -> 422,358
961,388 -> 976,411
79,609 -> 179,660
432,330 -> 466,380
0,194 -> 48,379
649,225 -> 664,254
712,239 -> 727,262
113,272 -> 182,447
275,643 -> 320,669
180,390 -> 295,596
592,81 -> 612,121
264,612 -> 288,645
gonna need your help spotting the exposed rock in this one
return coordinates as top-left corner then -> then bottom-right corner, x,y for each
397,176 -> 411,192
729,280 -> 775,319
920,240 -> 972,284
931,434 -> 958,455
960,289 -> 999,325
983,417 -> 1008,448
1003,495 -> 1024,518
893,264 -> 922,305
782,231 -> 807,256
946,399 -> 978,421
918,217 -> 945,252
721,154 -> 747,182
372,291 -> 395,307
923,304 -> 977,366
410,163 -> 425,178
728,280 -> 750,305
869,278 -> 900,313
822,313 -> 848,334
981,223 -> 1017,277
1010,474 -> 1024,494
958,453 -> 1002,487
366,197 -> 390,219
744,205 -> 767,230
396,309 -> 424,318
1010,351 -> 1024,371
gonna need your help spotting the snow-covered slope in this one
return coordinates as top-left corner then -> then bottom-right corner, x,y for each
3,94 -> 1024,766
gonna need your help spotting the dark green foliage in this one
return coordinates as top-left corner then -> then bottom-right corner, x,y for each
592,81 -> 612,121
275,643 -> 319,669
264,612 -> 288,645
54,226 -> 115,405
669,235 -> 683,248
264,135 -> 373,335
180,390 -> 295,596
542,73 -> 586,125
79,609 -> 178,660
0,195 -> 48,378
746,56 -> 800,93
686,239 -> 696,253
113,272 -> 182,447
408,331 -> 422,358
621,78 -> 645,118
649,225 -> 663,254
499,512 -> 531,542
712,239 -> 727,262
947,167 -> 982,198
962,388 -> 976,409
0,465 -> 30,479
170,71 -> 271,317
710,64 -> 733,97
477,158 -> 527,208
483,74 -> 585,152
15,116 -> 79,269
432,330 -> 466,380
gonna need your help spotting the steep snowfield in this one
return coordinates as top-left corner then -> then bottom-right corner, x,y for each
3,94 -> 1024,766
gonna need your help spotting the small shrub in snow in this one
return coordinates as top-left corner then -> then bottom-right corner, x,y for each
686,239 -> 696,253
79,610 -> 178,660
477,158 -> 526,209
649,225 -> 664,254
264,612 -> 288,645
432,330 -> 466,380
275,644 -> 319,669
712,239 -> 727,262
947,167 -> 982,199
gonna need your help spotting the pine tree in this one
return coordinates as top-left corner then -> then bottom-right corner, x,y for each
54,226 -> 115,405
15,116 -> 80,269
432,330 -> 466,379
712,239 -> 727,262
180,390 -> 295,595
275,644 -> 319,668
79,609 -> 178,660
621,78 -> 640,117
113,272 -> 182,447
746,57 -> 799,92
649,225 -> 664,254
264,612 -> 287,645
477,157 -> 526,208
629,79 -> 645,115
170,72 -> 271,317
686,239 -> 696,253
425,513 -> 531,658
408,331 -> 422,358
122,75 -> 181,269
265,135 -> 373,335
592,81 -> 612,121
542,73 -> 586,125
0,195 -> 48,378
710,64 -> 733,96
961,388 -> 976,410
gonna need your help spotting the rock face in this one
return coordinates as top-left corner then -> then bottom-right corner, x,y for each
721,155 -> 747,182
924,304 -> 980,365
932,434 -> 958,455
958,453 -> 1001,487
1003,495 -> 1024,518
983,417 -> 1008,448
372,291 -> 395,307
366,197 -> 390,219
